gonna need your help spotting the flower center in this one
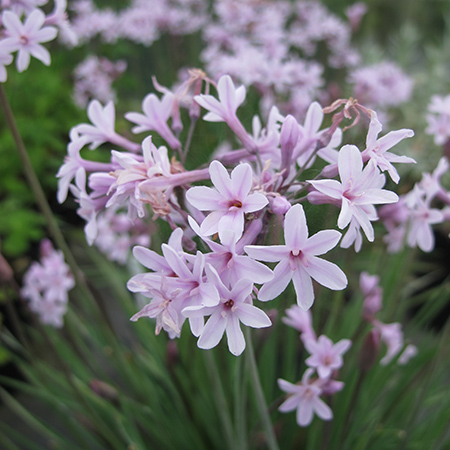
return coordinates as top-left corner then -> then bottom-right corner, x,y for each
20,35 -> 28,45
224,299 -> 234,309
229,200 -> 243,208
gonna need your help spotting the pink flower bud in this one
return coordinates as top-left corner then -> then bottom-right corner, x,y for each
89,380 -> 118,403
358,329 -> 380,373
271,196 -> 291,215
280,115 -> 300,178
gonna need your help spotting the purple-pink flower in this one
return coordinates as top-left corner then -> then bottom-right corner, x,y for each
278,369 -> 333,427
183,265 -> 271,356
245,204 -> 347,310
186,160 -> 268,239
2,9 -> 57,72
304,335 -> 351,379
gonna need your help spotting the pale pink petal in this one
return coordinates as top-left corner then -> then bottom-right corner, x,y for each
198,311 -> 227,349
226,314 -> 246,355
199,210 -> 224,236
297,400 -> 314,427
29,44 -> 50,66
304,102 -> 323,135
161,244 -> 192,279
285,204 -> 308,250
242,192 -> 268,212
365,111 -> 383,148
245,244 -> 287,263
313,398 -> 333,421
218,210 -> 244,238
230,163 -> 252,198
230,279 -> 254,303
34,27 -> 58,43
279,395 -> 301,412
2,11 -> 23,36
338,145 -> 363,185
305,257 -> 347,291
16,49 -> 30,72
209,160 -> 232,198
337,198 -> 352,229
133,246 -> 168,271
278,378 -> 299,395
334,339 -> 352,354
292,264 -> 314,310
309,179 -> 343,199
236,303 -> 271,328
354,188 -> 398,205
258,259 -> 292,301
302,230 -> 341,256
186,186 -> 223,210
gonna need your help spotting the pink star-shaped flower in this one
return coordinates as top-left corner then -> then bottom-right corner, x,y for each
304,335 -> 351,379
309,144 -> 399,242
245,204 -> 347,310
186,160 -> 268,239
2,9 -> 57,72
278,369 -> 332,427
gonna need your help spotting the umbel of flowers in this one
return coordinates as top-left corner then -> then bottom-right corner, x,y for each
57,72 -> 420,425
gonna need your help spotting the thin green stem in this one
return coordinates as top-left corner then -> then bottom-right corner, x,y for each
203,350 -> 235,449
234,356 -> 248,450
0,84 -> 115,335
244,328 -> 279,450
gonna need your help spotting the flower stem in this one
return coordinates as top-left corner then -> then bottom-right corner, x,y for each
244,328 -> 279,450
203,350 -> 236,449
0,84 -> 107,318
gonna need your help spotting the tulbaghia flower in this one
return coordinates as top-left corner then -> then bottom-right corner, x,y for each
20,239 -> 74,328
183,265 -> 271,356
360,271 -> 383,320
245,204 -> 347,310
2,9 -> 58,72
278,368 -> 333,427
44,0 -> 78,46
404,188 -> 444,252
373,320 -> 404,365
304,335 -> 351,379
282,305 -> 316,342
74,100 -> 139,151
186,160 -> 268,239
362,111 -> 415,184
125,92 -> 182,151
398,344 -> 418,365
308,145 -> 399,243
194,74 -> 257,152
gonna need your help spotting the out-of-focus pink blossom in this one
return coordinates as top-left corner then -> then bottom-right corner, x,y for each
21,239 -> 74,328
304,335 -> 351,379
2,9 -> 57,72
278,368 -> 332,427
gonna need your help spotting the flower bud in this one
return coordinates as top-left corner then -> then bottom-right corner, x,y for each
358,329 -> 380,373
280,115 -> 300,178
89,380 -> 118,403
271,196 -> 291,215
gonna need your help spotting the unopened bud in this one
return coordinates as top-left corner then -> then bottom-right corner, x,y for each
359,329 -> 380,373
89,380 -> 118,403
280,115 -> 300,178
270,196 -> 291,216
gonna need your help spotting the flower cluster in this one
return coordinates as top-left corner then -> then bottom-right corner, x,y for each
56,73 -> 418,357
279,306 -> 351,426
425,94 -> 450,146
73,55 -> 127,108
20,239 -> 74,328
379,157 -> 449,253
